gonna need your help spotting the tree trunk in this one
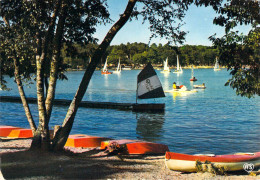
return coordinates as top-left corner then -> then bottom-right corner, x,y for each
31,31 -> 50,151
52,0 -> 137,151
30,0 -> 62,151
13,57 -> 37,134
45,1 -> 68,124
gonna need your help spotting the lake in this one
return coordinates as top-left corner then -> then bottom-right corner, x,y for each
0,68 -> 259,154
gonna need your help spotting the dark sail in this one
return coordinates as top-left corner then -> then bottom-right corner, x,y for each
137,63 -> 165,99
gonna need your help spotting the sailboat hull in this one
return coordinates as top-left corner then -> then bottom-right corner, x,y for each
101,71 -> 112,74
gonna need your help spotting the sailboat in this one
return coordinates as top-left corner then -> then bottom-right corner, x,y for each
133,62 -> 165,111
190,65 -> 197,81
173,55 -> 183,74
161,57 -> 171,73
214,57 -> 221,71
101,57 -> 112,74
113,58 -> 121,74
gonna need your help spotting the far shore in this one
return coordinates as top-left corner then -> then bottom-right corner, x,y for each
0,138 -> 258,180
69,65 -> 224,71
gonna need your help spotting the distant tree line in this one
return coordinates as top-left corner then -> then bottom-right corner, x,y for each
62,42 -> 219,69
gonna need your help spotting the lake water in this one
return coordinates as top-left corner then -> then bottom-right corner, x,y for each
1,69 -> 259,155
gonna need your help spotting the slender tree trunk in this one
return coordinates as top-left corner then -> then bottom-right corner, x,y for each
13,56 -> 37,134
3,16 -> 37,135
31,31 -> 51,151
45,1 -> 68,124
52,0 -> 137,151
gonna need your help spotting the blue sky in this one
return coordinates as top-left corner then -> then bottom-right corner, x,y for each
94,1 -> 251,46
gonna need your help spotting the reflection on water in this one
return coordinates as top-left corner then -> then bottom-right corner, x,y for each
135,112 -> 165,142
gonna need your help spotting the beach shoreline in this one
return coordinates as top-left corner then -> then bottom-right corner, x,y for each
0,139 -> 258,179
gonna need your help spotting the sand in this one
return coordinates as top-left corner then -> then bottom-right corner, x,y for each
0,139 -> 259,180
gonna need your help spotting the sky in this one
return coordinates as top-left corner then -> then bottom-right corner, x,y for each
94,1 -> 251,46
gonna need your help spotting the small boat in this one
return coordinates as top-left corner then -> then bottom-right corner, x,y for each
113,58 -> 121,74
193,83 -> 206,89
190,65 -> 197,81
214,57 -> 221,71
122,66 -> 132,70
161,57 -> 171,73
101,139 -> 169,155
165,151 -> 260,172
65,134 -> 111,148
173,55 -> 183,74
165,86 -> 197,93
101,57 -> 112,74
0,125 -> 21,137
8,129 -> 33,138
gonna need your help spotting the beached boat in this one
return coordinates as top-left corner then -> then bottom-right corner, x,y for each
101,57 -> 112,74
214,57 -> 221,71
101,139 -> 169,155
65,134 -> 111,148
173,55 -> 183,74
161,57 -> 171,73
0,125 -> 21,137
113,58 -> 121,74
165,151 -> 260,172
193,84 -> 206,89
190,65 -> 197,81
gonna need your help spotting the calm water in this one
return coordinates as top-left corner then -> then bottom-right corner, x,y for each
1,69 -> 259,154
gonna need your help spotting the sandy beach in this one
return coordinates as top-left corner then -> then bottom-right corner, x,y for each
0,138 -> 259,180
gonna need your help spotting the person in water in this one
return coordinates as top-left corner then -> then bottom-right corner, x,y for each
173,82 -> 184,89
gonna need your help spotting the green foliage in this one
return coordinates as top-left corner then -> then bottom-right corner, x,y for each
211,0 -> 260,98
61,42 -> 219,68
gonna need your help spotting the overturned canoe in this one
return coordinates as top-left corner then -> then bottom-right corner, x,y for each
65,134 -> 111,148
0,125 -> 21,137
165,152 -> 260,172
8,129 -> 33,138
101,139 -> 169,155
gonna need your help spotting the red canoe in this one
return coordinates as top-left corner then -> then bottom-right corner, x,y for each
65,134 -> 111,148
101,139 -> 169,155
8,129 -> 33,138
101,70 -> 112,74
0,126 -> 21,137
165,152 -> 260,172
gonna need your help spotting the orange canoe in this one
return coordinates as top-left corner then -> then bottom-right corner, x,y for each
65,134 -> 111,148
165,152 -> 260,172
0,125 -> 21,137
8,129 -> 33,138
101,139 -> 169,155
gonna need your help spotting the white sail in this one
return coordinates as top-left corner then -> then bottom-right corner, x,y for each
173,55 -> 183,73
161,57 -> 170,73
103,57 -> 108,72
214,57 -> 221,71
113,58 -> 121,74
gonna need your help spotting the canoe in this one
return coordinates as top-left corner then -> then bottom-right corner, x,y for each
8,129 -> 33,138
0,125 -> 21,137
101,139 -> 169,155
65,134 -> 111,148
193,85 -> 206,89
165,152 -> 260,172
164,89 -> 197,93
